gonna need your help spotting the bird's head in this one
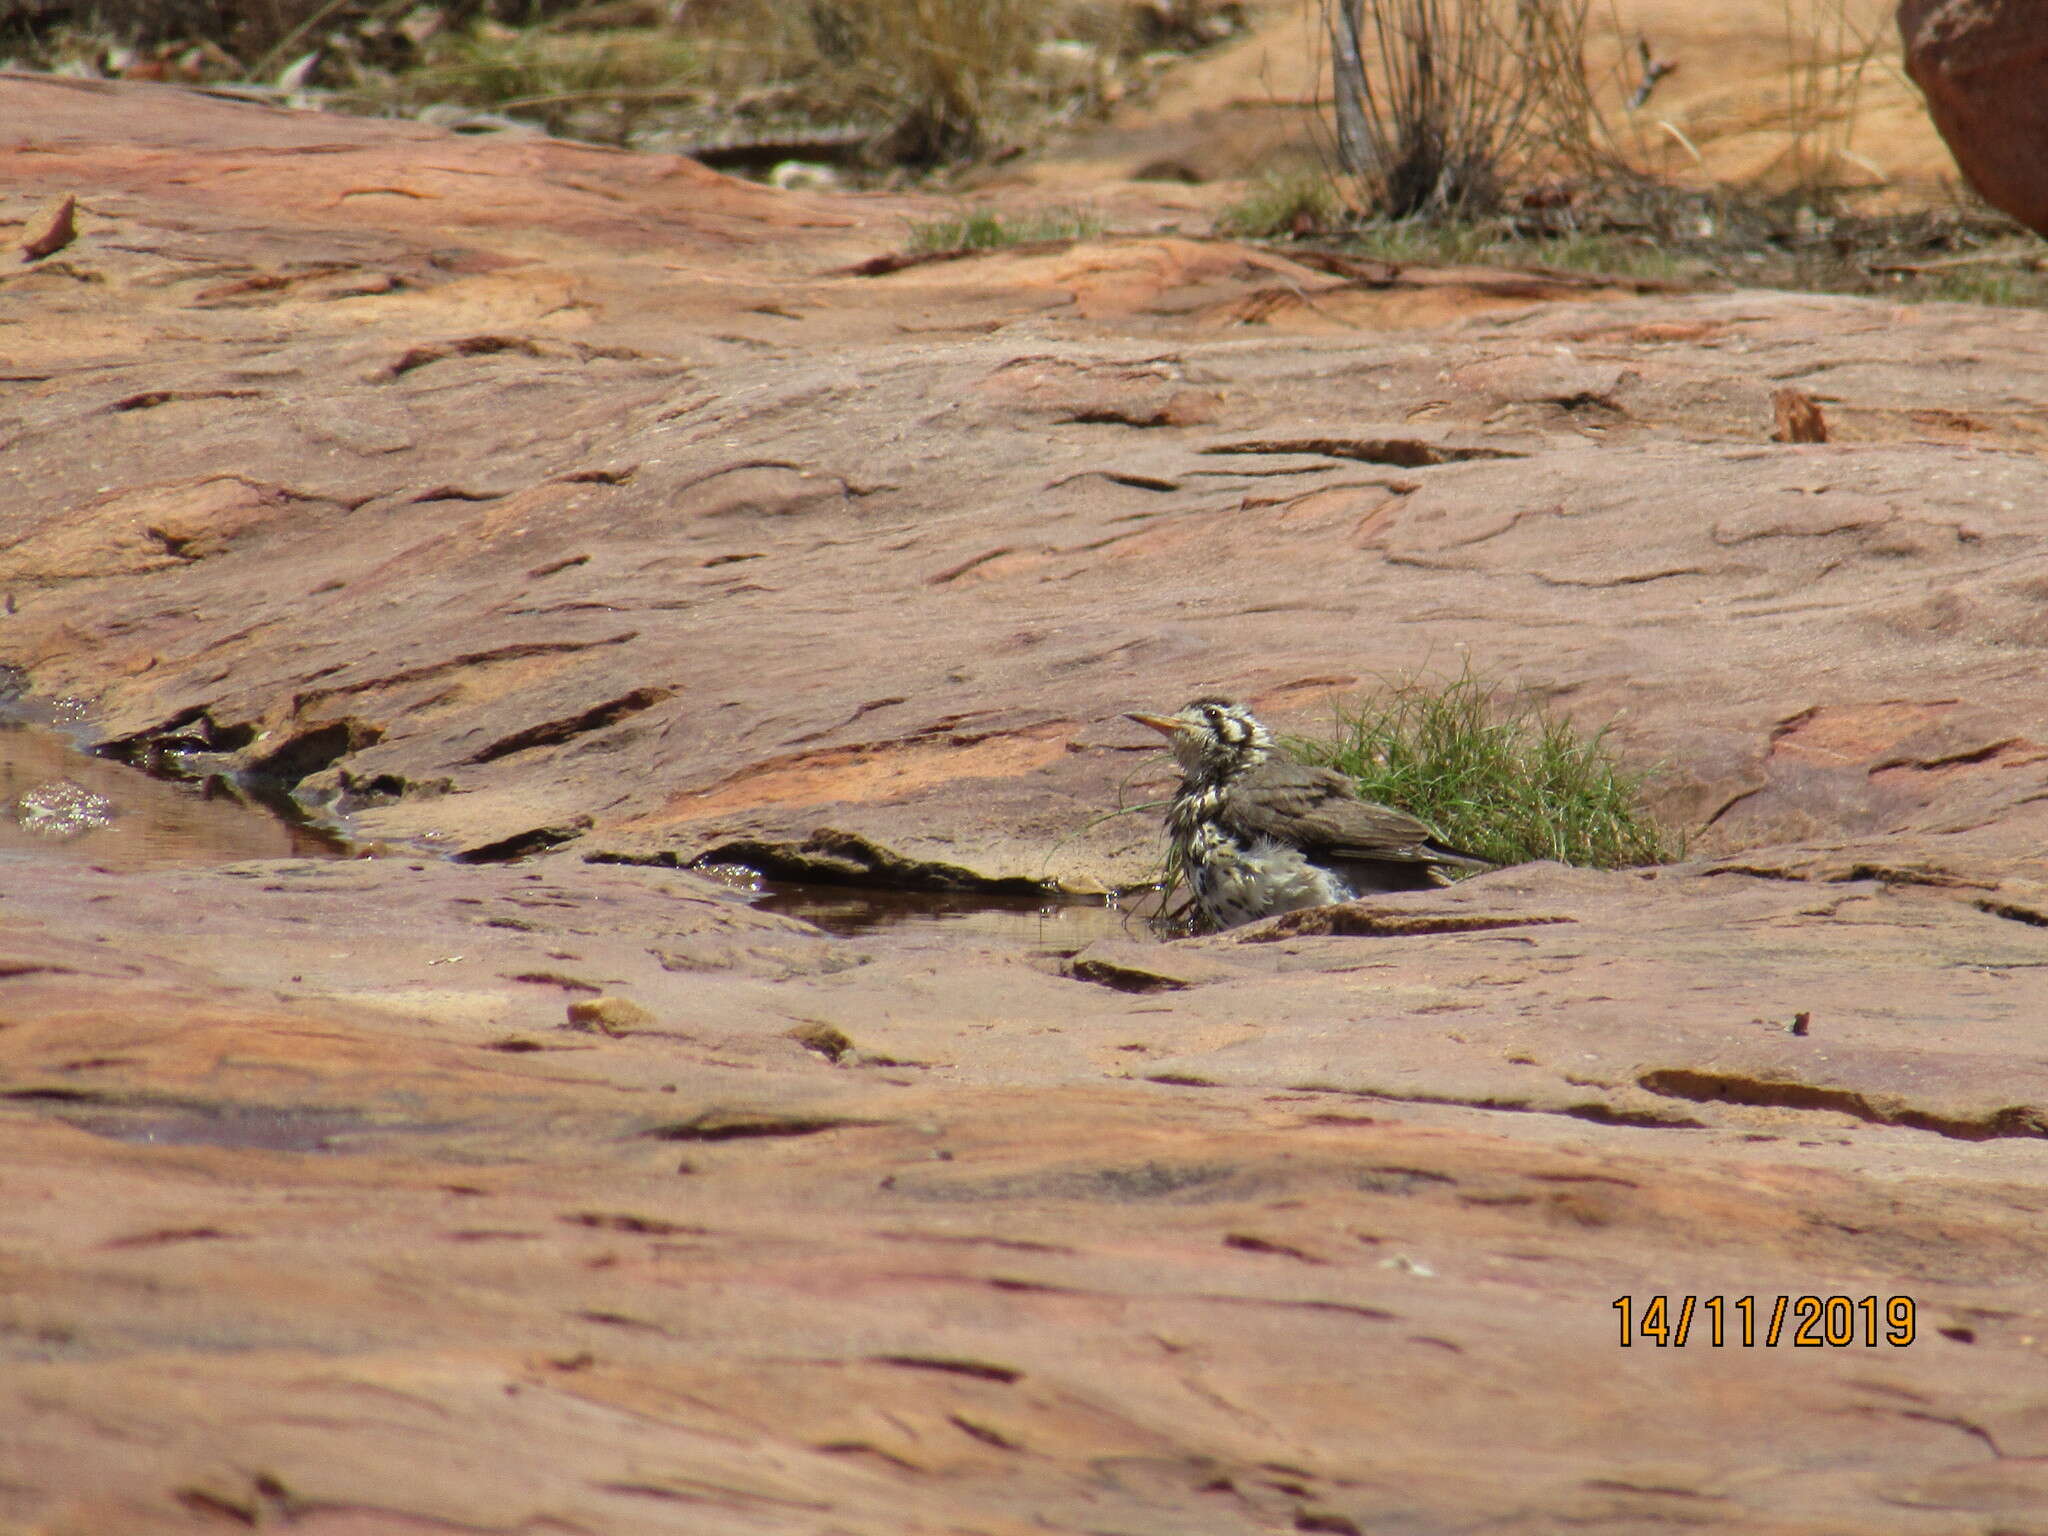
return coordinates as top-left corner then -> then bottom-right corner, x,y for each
1125,696 -> 1273,779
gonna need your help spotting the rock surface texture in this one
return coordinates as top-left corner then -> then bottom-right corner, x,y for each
3,71 -> 2048,1535
1899,0 -> 2048,236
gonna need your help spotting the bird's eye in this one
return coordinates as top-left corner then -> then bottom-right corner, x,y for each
1203,706 -> 1221,724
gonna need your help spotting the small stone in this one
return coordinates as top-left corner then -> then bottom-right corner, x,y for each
20,194 -> 76,262
1771,386 -> 1829,444
564,996 -> 654,1036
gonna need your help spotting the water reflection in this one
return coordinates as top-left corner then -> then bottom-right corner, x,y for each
52,1102 -> 395,1152
13,776 -> 116,837
0,722 -> 345,870
743,878 -> 1159,946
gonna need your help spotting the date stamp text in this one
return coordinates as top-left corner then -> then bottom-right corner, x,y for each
1613,1294 -> 1916,1348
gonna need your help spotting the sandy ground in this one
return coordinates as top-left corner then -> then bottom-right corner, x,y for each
1023,0 -> 1962,206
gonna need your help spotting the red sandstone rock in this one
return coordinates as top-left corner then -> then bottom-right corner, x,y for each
1899,0 -> 2048,235
5,72 -> 2048,1534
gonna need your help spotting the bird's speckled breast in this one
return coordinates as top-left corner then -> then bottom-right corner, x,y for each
1170,782 -> 1350,929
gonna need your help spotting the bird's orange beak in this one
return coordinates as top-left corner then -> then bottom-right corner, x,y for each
1124,712 -> 1181,737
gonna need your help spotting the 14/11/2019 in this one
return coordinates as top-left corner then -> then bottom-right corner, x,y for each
1614,1294 -> 1916,1347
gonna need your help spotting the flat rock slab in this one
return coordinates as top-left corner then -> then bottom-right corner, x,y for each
3,75 -> 2048,1535
6,852 -> 2048,1535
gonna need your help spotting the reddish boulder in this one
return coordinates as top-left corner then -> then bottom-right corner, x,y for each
1899,0 -> 2048,236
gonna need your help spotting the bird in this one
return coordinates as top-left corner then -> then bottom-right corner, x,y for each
1125,696 -> 1489,931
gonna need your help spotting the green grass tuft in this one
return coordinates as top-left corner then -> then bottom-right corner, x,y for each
1920,266 -> 2029,308
1284,668 -> 1680,871
1340,220 -> 1694,282
905,206 -> 1102,254
1214,170 -> 1345,241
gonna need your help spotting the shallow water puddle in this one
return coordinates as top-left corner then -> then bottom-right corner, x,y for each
743,879 -> 1147,947
3,711 -> 1140,945
37,1100 -> 416,1153
0,720 -> 344,869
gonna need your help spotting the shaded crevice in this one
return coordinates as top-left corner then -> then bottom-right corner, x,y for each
1059,399 -> 1213,429
527,554 -> 592,578
814,1442 -> 923,1473
329,767 -> 450,815
1289,1082 -> 1704,1130
926,547 -> 1015,586
249,718 -> 384,791
384,334 -> 549,378
1637,1068 -> 2048,1141
105,708 -> 257,765
1068,955 -> 1197,993
872,1355 -> 1023,1383
574,1310 -> 668,1333
1839,864 -> 1997,889
1241,908 -> 1575,941
1874,738 -> 2024,773
0,963 -> 72,980
450,818 -> 592,864
1529,566 -> 1719,589
102,1225 -> 233,1249
107,388 -> 263,413
1893,1409 -> 2007,1459
1224,1233 -> 1327,1264
596,828 -> 1055,896
949,1414 -> 1023,1451
1546,390 -> 1626,414
145,525 -> 197,560
561,1212 -> 707,1236
465,686 -> 673,765
1700,783 -> 1765,829
408,485 -> 504,505
1204,437 -> 1525,468
641,1110 -> 882,1142
1702,862 -> 1995,890
1048,469 -> 1179,493
1975,897 -> 2048,928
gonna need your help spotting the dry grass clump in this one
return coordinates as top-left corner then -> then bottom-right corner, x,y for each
7,0 -> 1208,172
770,0 -> 1042,165
1321,0 -> 1610,221
675,0 -> 1154,167
380,21 -> 704,139
1772,0 -> 1894,195
1299,0 -> 1914,230
5,1 -> 580,65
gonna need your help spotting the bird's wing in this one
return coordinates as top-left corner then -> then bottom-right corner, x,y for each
1221,758 -> 1484,866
